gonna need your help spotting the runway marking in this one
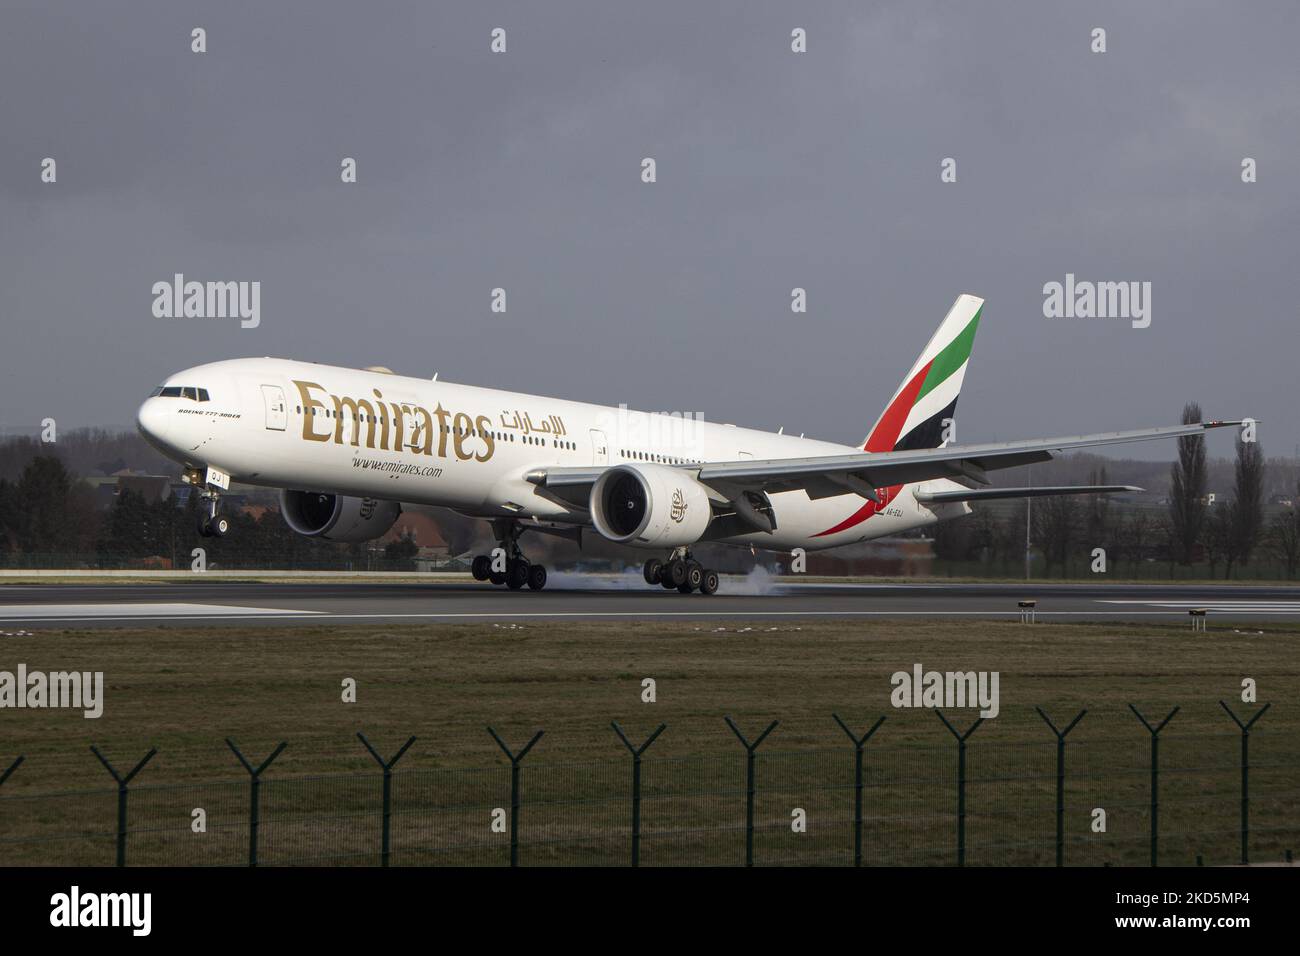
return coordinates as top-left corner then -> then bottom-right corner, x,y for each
0,603 -> 323,620
1098,600 -> 1300,611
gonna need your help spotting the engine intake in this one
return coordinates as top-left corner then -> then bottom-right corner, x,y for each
590,464 -> 711,549
280,490 -> 401,543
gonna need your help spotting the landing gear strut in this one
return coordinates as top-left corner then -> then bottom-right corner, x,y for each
196,487 -> 230,538
643,550 -> 719,595
470,520 -> 548,591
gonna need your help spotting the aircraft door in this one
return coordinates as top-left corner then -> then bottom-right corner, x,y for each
590,429 -> 609,465
261,384 -> 288,431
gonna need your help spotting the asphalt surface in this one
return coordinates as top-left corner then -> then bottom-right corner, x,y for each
1,579 -> 1299,627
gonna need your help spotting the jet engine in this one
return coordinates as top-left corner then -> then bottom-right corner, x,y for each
590,464 -> 712,548
280,490 -> 401,543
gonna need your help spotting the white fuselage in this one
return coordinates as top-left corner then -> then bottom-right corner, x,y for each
136,358 -> 970,552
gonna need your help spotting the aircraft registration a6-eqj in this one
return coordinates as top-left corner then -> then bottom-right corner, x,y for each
137,294 -> 1239,594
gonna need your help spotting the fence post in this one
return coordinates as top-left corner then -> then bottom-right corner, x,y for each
832,714 -> 886,868
1219,701 -> 1270,865
1035,707 -> 1087,867
487,726 -> 543,868
357,732 -> 417,867
724,716 -> 778,868
936,711 -> 984,867
226,738 -> 287,868
0,755 -> 23,787
1129,704 -> 1178,867
89,745 -> 157,868
611,722 -> 667,867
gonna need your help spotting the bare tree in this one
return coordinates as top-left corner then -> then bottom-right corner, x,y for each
968,507 -> 999,565
1000,508 -> 1026,576
1204,502 -> 1233,579
1229,432 -> 1265,575
1085,466 -> 1112,554
1120,509 -> 1151,577
1033,493 -> 1079,578
1168,402 -> 1207,566
1268,479 -> 1300,579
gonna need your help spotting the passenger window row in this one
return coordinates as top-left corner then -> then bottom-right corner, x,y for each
620,449 -> 697,465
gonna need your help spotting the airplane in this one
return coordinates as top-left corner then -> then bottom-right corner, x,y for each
136,294 -> 1238,594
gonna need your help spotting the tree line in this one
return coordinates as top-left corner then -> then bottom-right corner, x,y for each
0,456 -> 413,570
935,403 -> 1299,579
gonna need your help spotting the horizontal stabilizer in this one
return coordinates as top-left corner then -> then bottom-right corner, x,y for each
914,484 -> 1142,504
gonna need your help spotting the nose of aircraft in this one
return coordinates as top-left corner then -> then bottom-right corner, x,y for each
136,397 -> 176,455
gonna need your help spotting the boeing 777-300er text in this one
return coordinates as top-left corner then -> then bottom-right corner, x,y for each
137,294 -> 1238,594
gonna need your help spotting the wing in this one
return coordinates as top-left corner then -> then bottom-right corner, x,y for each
913,484 -> 1141,503
527,420 -> 1237,503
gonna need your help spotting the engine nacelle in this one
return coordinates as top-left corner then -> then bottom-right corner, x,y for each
280,490 -> 401,543
590,464 -> 711,549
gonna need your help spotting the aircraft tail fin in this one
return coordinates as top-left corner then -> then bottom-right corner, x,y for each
862,294 -> 983,452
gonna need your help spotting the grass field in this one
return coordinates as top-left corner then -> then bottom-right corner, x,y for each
1,618 -> 1297,866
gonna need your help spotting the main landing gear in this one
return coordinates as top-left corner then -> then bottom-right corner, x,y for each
643,550 -> 719,596
469,520 -> 548,591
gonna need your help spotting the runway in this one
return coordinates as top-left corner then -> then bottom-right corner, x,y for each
2,578 -> 1300,627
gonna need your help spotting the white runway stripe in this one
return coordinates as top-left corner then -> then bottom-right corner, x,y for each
1099,600 -> 1300,609
1102,600 -> 1300,608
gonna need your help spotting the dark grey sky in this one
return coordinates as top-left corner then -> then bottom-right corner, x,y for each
2,1 -> 1296,458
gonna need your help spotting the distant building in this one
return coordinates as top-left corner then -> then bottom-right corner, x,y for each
377,512 -> 451,571
381,512 -> 449,552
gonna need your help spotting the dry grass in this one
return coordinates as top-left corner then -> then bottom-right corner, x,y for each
1,617 -> 1296,779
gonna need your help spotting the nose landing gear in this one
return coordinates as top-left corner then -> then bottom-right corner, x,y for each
190,469 -> 232,538
643,551 -> 719,595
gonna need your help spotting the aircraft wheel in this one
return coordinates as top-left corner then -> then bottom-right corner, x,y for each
699,569 -> 719,595
209,514 -> 231,538
506,558 -> 529,590
684,562 -> 704,591
471,555 -> 491,581
488,566 -> 507,586
643,558 -> 663,585
198,516 -> 212,537
527,564 -> 548,591
663,558 -> 687,589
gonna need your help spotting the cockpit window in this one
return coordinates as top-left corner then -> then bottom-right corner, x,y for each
152,385 -> 209,401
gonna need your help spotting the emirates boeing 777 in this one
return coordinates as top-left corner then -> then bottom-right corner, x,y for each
136,294 -> 1237,594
